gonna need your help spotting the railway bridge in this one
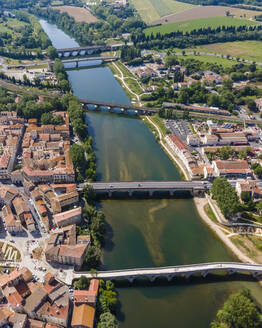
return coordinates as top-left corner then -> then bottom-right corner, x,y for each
72,262 -> 262,283
78,181 -> 209,197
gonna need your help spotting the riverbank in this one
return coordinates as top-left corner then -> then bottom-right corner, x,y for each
147,112 -> 262,271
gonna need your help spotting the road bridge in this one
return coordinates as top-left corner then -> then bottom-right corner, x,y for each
7,56 -> 119,70
78,181 -> 209,197
72,262 -> 262,283
57,44 -> 122,57
80,99 -> 158,115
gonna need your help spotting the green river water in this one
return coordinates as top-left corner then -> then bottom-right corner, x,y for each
39,18 -> 262,327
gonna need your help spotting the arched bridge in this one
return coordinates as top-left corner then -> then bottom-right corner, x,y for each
80,98 -> 158,115
73,262 -> 262,283
78,180 -> 210,197
57,44 -> 122,57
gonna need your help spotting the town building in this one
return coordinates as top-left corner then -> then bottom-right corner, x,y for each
212,160 -> 252,179
45,225 -> 88,269
53,207 -> 82,227
255,98 -> 262,111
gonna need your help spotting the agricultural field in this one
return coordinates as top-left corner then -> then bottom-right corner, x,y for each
197,41 -> 262,63
145,16 -> 258,35
176,53 -> 237,68
129,0 -> 194,24
151,5 -> 262,25
54,5 -> 98,23
177,41 -> 262,63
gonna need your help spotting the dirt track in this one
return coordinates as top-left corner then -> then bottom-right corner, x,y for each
151,5 -> 261,25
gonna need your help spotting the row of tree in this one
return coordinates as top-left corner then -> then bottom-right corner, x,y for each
132,25 -> 262,49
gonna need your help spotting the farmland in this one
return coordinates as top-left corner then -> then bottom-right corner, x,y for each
151,5 -> 262,25
175,54 -> 238,68
196,41 -> 262,63
145,16 -> 258,35
129,0 -> 194,24
54,5 -> 98,23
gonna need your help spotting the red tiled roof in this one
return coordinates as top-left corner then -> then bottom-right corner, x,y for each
169,134 -> 187,151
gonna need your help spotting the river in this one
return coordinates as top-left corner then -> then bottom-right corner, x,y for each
39,18 -> 262,328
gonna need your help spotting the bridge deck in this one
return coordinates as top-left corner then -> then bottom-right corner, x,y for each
79,181 -> 208,190
72,262 -> 262,281
80,99 -> 158,113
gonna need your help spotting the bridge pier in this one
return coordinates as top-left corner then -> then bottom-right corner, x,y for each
108,191 -> 112,198
185,272 -> 192,279
127,276 -> 135,283
226,269 -> 236,275
201,270 -> 209,278
252,271 -> 262,278
128,190 -> 133,197
149,190 -> 154,197
169,190 -> 174,196
148,275 -> 157,282
167,274 -> 174,282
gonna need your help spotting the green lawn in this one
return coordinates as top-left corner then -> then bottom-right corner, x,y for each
145,16 -> 258,35
130,0 -> 194,24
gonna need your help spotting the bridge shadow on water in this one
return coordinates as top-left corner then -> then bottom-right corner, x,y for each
114,272 -> 258,323
94,190 -> 193,200
96,189 -> 193,200
113,272 -> 257,289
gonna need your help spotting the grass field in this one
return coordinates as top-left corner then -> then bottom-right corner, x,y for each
175,54 -> 243,67
130,0 -> 194,24
54,5 -> 98,23
145,16 -> 258,35
196,41 -> 262,63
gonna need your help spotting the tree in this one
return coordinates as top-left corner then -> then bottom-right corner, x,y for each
219,146 -> 233,160
46,45 -> 58,59
256,201 -> 262,215
246,99 -> 257,112
241,191 -> 251,203
74,276 -> 89,290
211,289 -> 262,328
41,112 -> 53,125
164,54 -> 178,68
98,312 -> 118,328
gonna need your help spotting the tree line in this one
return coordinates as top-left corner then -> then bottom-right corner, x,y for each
132,25 -> 262,49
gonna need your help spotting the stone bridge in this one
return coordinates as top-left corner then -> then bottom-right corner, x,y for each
78,181 -> 210,197
57,44 -> 122,57
80,98 -> 158,115
73,262 -> 262,283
